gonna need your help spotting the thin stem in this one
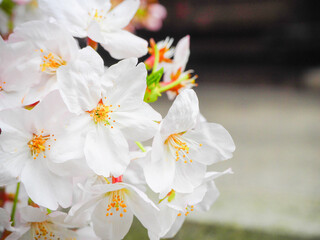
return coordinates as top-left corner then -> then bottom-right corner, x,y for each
152,44 -> 159,74
159,75 -> 189,93
135,141 -> 146,152
10,182 -> 20,226
8,15 -> 14,34
104,177 -> 111,184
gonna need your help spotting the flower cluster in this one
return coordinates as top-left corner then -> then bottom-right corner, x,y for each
0,0 -> 235,239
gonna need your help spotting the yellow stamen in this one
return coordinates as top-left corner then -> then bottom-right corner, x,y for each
87,99 -> 120,127
88,8 -> 106,22
165,133 -> 200,164
40,50 -> 66,74
31,222 -> 62,240
106,189 -> 127,218
28,133 -> 52,159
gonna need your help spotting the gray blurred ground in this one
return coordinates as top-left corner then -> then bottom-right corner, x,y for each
152,83 -> 320,238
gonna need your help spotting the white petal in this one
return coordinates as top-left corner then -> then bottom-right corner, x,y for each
57,47 -> 103,114
161,89 -> 199,138
196,181 -> 220,212
0,207 -> 10,230
124,148 -> 150,189
144,151 -> 175,193
0,108 -> 32,138
147,203 -> 178,239
20,206 -> 48,223
9,20 -> 79,58
0,90 -> 30,111
150,131 -> 165,163
173,35 -> 190,72
168,183 -> 207,211
47,158 -> 91,177
87,21 -> 104,43
0,42 -> 41,93
185,122 -> 236,165
102,58 -> 146,105
27,90 -> 73,131
38,0 -> 88,37
6,227 -> 30,240
92,197 -> 133,240
21,160 -> 73,210
112,102 -> 161,141
163,214 -> 186,239
204,168 -> 233,181
98,30 -> 148,59
76,226 -> 100,240
66,195 -> 104,227
90,182 -> 126,195
84,125 -> 130,177
24,75 -> 59,105
0,151 -> 30,186
46,115 -> 89,164
0,168 -> 17,187
103,0 -> 139,30
171,160 -> 206,193
0,124 -> 28,155
124,183 -> 160,234
47,132 -> 86,164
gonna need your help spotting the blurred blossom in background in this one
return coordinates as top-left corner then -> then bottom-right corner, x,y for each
111,0 -> 167,32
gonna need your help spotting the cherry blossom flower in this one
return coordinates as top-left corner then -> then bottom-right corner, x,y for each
4,206 -> 77,240
0,91 -> 86,210
141,1 -> 167,31
38,0 -> 148,59
67,179 -> 160,240
8,20 -> 81,103
125,0 -> 167,32
0,5 -> 236,238
161,35 -> 198,100
58,56 -> 161,178
0,0 -> 43,37
145,37 -> 175,70
148,169 -> 233,240
0,36 -> 40,110
144,89 -> 235,194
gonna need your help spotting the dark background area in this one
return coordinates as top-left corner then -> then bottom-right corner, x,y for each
133,0 -> 320,86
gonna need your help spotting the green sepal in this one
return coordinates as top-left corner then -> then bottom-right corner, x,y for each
147,68 -> 163,87
0,0 -> 15,16
144,68 -> 164,103
144,86 -> 161,103
167,190 -> 176,202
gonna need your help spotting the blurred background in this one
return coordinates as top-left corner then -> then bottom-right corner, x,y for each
126,0 -> 320,239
